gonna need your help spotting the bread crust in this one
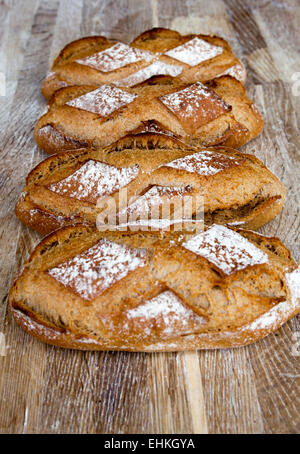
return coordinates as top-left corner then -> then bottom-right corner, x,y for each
9,224 -> 300,351
35,76 -> 263,154
10,302 -> 300,351
42,28 -> 246,100
16,134 -> 285,235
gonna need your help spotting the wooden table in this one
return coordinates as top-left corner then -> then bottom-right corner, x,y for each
0,0 -> 299,434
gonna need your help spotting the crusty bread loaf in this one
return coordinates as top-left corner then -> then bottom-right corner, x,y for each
9,224 -> 300,351
35,75 -> 263,154
16,133 -> 285,235
42,28 -> 246,100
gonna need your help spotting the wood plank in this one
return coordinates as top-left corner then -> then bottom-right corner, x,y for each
248,322 -> 300,434
199,348 -> 265,434
245,83 -> 300,259
147,352 -> 208,433
183,352 -> 208,433
37,350 -> 149,434
81,0 -> 154,42
0,0 -> 60,434
49,0 -> 84,64
252,1 -> 300,83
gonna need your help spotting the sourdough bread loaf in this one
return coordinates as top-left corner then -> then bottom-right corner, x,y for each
9,224 -> 300,351
35,75 -> 263,153
42,28 -> 246,100
16,134 -> 285,235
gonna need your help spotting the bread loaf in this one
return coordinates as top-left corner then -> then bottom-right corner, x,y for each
16,134 -> 285,235
42,28 -> 246,100
9,224 -> 300,351
35,75 -> 263,153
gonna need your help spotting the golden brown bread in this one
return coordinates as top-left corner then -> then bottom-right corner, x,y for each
42,28 -> 246,100
35,75 -> 263,153
9,224 -> 300,351
16,134 -> 285,235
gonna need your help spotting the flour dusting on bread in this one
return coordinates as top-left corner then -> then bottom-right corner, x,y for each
115,60 -> 183,87
38,125 -> 69,148
164,37 -> 223,66
49,160 -> 139,204
241,266 -> 300,332
48,238 -> 147,300
76,42 -> 153,72
159,82 -> 231,131
286,266 -> 300,308
183,225 -> 269,275
119,185 -> 192,221
163,150 -> 242,176
66,85 -> 138,116
124,290 -> 206,337
218,63 -> 246,82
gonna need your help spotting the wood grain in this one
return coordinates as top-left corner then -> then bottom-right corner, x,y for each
0,0 -> 299,434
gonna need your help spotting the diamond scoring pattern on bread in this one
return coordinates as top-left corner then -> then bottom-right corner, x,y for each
75,42 -> 153,73
164,37 -> 223,66
9,225 -> 300,350
159,82 -> 231,133
66,85 -> 138,116
36,74 -> 263,152
48,238 -> 147,300
49,160 -> 139,204
107,290 -> 207,340
42,28 -> 247,100
115,60 -> 184,87
162,149 -> 242,175
118,185 -> 193,224
182,224 -> 269,275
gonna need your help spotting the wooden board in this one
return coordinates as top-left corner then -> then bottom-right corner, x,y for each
0,0 -> 299,434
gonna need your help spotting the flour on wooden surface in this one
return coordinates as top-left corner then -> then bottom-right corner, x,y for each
183,224 -> 269,275
66,85 -> 138,116
164,37 -> 223,66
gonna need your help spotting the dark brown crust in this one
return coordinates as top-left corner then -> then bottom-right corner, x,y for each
35,123 -> 90,154
8,225 -> 299,351
15,196 -> 88,235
